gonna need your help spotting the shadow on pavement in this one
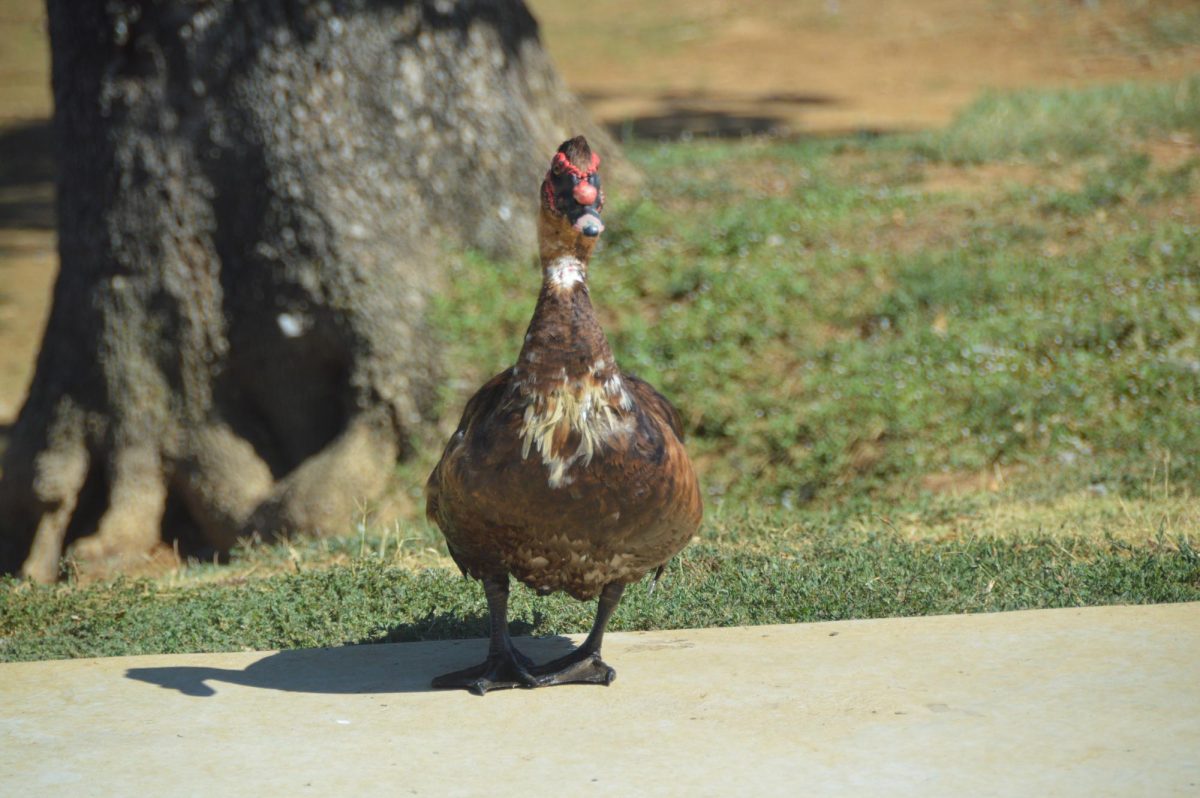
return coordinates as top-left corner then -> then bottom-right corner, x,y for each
124,627 -> 579,697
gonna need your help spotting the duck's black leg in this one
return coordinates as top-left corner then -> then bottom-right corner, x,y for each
432,574 -> 538,695
531,582 -> 626,687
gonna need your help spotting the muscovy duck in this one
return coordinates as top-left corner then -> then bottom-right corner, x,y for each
426,136 -> 702,694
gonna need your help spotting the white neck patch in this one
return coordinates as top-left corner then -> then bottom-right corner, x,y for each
546,256 -> 585,291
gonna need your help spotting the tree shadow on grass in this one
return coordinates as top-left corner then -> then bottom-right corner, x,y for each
124,613 -> 578,697
581,89 -> 841,141
612,108 -> 790,140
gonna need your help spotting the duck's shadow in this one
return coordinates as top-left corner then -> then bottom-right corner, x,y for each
125,615 -> 578,697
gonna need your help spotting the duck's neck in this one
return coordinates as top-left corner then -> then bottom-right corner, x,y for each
515,253 -> 618,395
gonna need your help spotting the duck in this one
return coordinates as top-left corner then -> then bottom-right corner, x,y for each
425,136 -> 703,695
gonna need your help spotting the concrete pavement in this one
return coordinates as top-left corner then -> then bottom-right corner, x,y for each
2,603 -> 1198,796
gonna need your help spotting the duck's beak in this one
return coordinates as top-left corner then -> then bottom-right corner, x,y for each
572,209 -> 604,238
568,179 -> 603,237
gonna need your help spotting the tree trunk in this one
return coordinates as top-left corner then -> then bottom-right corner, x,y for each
0,0 -> 626,581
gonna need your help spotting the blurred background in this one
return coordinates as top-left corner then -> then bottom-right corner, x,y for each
0,0 -> 1197,603
2,0 -> 1198,427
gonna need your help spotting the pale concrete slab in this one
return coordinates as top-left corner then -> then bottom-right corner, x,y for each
2,603 -> 1198,797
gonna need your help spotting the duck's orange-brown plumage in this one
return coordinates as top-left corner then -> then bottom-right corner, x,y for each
425,135 -> 701,693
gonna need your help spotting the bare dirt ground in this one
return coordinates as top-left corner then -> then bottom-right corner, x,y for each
533,0 -> 1200,136
1,0 -> 1198,427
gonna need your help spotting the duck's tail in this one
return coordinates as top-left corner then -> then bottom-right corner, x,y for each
648,563 -> 666,596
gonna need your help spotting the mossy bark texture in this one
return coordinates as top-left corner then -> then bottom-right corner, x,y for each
1,0 -> 622,581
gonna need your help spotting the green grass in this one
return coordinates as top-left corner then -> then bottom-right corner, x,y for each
4,74 -> 1200,661
3,523 -> 1196,662
910,74 -> 1200,163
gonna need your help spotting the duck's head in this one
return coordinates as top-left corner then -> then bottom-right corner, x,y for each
539,136 -> 605,259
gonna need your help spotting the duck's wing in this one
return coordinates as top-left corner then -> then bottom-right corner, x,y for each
611,372 -> 701,577
622,373 -> 687,442
426,367 -> 515,528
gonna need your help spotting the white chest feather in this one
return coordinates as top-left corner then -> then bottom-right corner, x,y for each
519,370 -> 634,488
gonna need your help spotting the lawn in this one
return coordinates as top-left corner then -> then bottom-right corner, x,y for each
2,75 -> 1198,662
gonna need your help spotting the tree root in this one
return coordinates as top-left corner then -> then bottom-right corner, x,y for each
173,423 -> 275,551
18,440 -> 89,583
244,412 -> 399,541
2,409 -> 402,581
68,444 -> 169,575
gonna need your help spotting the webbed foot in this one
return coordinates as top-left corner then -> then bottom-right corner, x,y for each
432,647 -> 539,695
531,652 -> 616,687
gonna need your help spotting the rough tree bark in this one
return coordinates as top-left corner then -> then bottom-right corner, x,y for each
0,0 -> 627,581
